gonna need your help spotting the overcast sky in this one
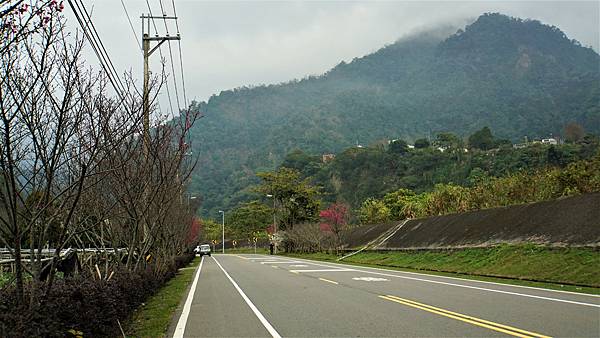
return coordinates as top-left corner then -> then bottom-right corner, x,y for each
78,1 -> 599,113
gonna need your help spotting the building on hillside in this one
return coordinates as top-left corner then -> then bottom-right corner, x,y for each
541,138 -> 558,145
322,153 -> 335,163
388,139 -> 415,149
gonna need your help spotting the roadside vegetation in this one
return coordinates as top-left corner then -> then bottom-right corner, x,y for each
285,244 -> 600,293
224,247 -> 269,254
126,257 -> 201,337
203,147 -> 599,250
0,3 -> 201,336
356,150 -> 600,223
214,147 -> 600,293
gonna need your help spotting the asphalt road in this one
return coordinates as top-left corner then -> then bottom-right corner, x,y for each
172,254 -> 600,337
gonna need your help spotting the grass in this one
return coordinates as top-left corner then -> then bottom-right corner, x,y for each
0,271 -> 13,288
284,244 -> 600,295
126,257 -> 201,337
224,247 -> 269,254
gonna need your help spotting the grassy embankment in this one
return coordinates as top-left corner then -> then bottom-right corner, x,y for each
224,247 -> 269,254
126,257 -> 201,337
285,244 -> 600,294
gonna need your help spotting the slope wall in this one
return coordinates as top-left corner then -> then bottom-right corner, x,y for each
342,193 -> 600,250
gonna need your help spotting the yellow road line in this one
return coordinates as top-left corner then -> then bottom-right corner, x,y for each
380,295 -> 551,338
319,278 -> 339,285
272,266 -> 279,269
290,270 -> 299,274
385,295 -> 552,338
233,255 -> 249,260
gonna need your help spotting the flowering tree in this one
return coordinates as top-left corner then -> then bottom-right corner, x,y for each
186,218 -> 202,245
1,0 -> 65,53
319,203 -> 350,254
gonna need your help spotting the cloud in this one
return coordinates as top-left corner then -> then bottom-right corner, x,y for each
79,1 -> 599,106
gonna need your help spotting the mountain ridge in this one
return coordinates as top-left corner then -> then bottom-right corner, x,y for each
188,12 -> 600,216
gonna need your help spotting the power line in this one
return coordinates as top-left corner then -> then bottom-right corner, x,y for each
68,0 -> 121,94
171,0 -> 188,108
145,0 -> 175,117
120,0 -> 141,51
76,0 -> 128,96
67,0 -> 126,101
158,0 -> 182,113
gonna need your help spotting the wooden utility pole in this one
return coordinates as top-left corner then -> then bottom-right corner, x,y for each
141,14 -> 180,241
141,14 -> 180,153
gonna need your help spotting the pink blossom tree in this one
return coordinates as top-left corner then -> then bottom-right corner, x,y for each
319,203 -> 350,254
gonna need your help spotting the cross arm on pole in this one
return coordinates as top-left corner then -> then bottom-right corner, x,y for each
147,36 -> 181,57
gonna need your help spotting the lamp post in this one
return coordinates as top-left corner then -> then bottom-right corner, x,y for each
218,210 -> 225,254
266,194 -> 277,254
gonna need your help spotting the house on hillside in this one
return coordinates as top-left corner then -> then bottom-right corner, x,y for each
322,153 -> 335,163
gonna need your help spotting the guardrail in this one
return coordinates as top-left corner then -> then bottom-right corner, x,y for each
0,248 -> 129,273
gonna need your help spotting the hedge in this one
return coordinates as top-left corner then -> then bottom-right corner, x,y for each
0,253 -> 194,337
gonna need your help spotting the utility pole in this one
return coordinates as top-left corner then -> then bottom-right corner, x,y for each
219,210 -> 225,254
140,14 -> 180,242
141,14 -> 180,153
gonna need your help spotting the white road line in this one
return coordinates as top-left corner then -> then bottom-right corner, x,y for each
247,257 -> 283,261
260,261 -> 304,264
287,256 -> 600,308
212,256 -> 282,338
173,256 -> 205,338
319,278 -> 339,285
289,255 -> 600,298
290,268 -> 355,273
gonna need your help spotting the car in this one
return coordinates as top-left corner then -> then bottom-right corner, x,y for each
194,244 -> 211,257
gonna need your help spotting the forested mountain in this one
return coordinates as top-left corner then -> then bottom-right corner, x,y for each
280,134 -> 600,211
188,13 -> 600,217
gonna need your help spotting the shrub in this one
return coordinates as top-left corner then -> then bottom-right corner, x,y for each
362,154 -> 600,222
359,198 -> 391,224
0,254 -> 195,337
281,223 -> 335,253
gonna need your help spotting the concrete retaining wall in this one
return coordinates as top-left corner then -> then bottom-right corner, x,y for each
341,193 -> 600,249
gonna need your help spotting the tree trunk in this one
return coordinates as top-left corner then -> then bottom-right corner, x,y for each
14,233 -> 23,303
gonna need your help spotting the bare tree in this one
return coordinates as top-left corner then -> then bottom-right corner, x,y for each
1,0 -> 200,308
0,14 -> 135,303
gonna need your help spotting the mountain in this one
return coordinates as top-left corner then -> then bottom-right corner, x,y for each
187,13 -> 600,217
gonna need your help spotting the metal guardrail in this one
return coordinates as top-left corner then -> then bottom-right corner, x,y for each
0,248 -> 128,265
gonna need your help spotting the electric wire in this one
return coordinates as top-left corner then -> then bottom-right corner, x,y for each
171,0 -> 188,108
68,0 -> 122,95
169,0 -> 191,152
145,0 -> 175,117
74,0 -> 127,95
158,0 -> 182,114
67,0 -> 126,102
120,0 -> 142,51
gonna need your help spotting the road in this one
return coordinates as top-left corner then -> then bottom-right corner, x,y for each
171,254 -> 600,337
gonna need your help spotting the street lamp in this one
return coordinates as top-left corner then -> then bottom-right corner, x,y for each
266,194 -> 277,254
218,210 -> 225,254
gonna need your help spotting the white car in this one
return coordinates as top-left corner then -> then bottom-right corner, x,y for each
194,244 -> 211,257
